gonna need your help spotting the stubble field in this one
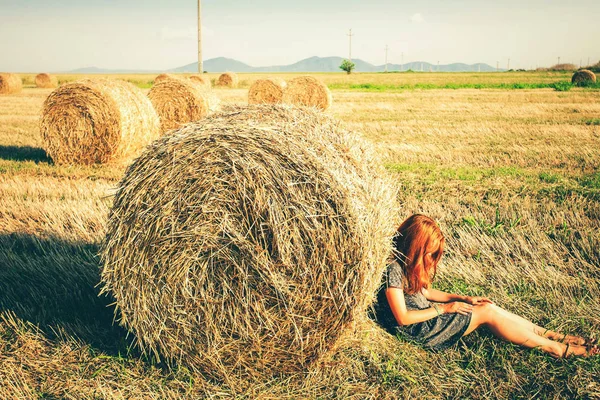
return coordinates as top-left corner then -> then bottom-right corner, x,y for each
0,72 -> 599,399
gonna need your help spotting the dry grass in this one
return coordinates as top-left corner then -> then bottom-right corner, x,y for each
282,76 -> 332,110
148,78 -> 218,133
1,74 -> 600,398
34,73 -> 58,89
0,73 -> 22,95
248,77 -> 286,104
40,79 -> 160,165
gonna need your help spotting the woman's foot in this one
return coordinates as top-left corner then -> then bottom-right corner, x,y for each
545,331 -> 595,347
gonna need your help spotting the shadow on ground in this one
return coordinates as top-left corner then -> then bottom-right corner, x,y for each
0,145 -> 50,162
0,232 -> 131,354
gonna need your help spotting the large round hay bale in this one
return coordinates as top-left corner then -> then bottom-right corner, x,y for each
100,104 -> 398,384
154,73 -> 179,84
40,79 -> 160,165
0,73 -> 22,95
148,78 -> 219,133
216,72 -> 238,88
35,73 -> 58,88
572,69 -> 597,86
248,77 -> 287,105
189,74 -> 212,88
282,76 -> 332,111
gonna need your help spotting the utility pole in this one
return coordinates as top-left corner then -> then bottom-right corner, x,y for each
507,58 -> 510,71
347,29 -> 354,61
558,56 -> 561,65
478,64 -> 481,73
401,52 -> 404,71
385,45 -> 389,72
437,61 -> 440,72
496,61 -> 499,72
197,0 -> 203,73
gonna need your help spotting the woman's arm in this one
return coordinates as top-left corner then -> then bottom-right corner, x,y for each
386,287 -> 473,326
423,288 -> 494,305
422,288 -> 467,303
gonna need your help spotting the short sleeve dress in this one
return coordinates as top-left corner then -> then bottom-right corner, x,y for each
374,261 -> 472,350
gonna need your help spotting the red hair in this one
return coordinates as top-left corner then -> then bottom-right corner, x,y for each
392,214 -> 445,295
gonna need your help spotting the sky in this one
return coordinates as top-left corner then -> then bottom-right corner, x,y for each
0,0 -> 598,72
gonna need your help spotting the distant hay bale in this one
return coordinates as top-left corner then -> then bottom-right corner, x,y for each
148,78 -> 219,133
100,104 -> 398,384
154,73 -> 179,84
189,74 -> 212,88
216,72 -> 238,88
40,79 -> 160,165
282,76 -> 332,111
35,73 -> 58,88
0,73 -> 22,95
571,70 -> 596,86
248,78 -> 287,105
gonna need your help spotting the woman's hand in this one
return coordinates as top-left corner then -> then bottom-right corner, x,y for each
465,296 -> 494,306
441,301 -> 473,315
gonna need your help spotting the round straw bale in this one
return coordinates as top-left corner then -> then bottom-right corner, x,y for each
35,73 -> 58,88
248,77 -> 287,105
40,79 -> 160,165
154,73 -> 179,84
0,73 -> 23,95
100,104 -> 398,383
148,78 -> 219,133
571,69 -> 596,86
282,76 -> 332,111
216,72 -> 238,88
189,74 -> 212,88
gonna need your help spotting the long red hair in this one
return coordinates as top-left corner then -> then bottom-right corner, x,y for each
392,214 -> 445,294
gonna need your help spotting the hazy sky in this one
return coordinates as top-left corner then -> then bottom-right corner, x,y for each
0,0 -> 598,72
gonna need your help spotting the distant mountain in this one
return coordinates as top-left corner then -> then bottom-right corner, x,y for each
172,56 -> 500,73
68,57 -> 500,74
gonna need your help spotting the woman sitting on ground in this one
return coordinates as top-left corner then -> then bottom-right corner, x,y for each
375,214 -> 598,358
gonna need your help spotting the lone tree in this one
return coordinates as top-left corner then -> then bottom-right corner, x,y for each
340,59 -> 355,74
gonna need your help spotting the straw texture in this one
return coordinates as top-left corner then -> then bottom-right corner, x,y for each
282,76 -> 332,111
100,104 -> 398,384
35,73 -> 58,88
0,73 -> 22,94
572,70 -> 597,86
40,79 -> 160,165
216,72 -> 238,88
154,73 -> 178,84
248,78 -> 287,105
148,78 -> 218,133
189,74 -> 212,88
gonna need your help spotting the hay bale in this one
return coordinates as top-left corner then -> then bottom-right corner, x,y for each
572,69 -> 597,86
282,76 -> 332,111
100,104 -> 398,384
154,73 -> 179,84
216,72 -> 238,88
248,78 -> 287,105
0,73 -> 22,95
35,73 -> 58,88
148,78 -> 219,133
189,74 -> 212,88
40,79 -> 160,165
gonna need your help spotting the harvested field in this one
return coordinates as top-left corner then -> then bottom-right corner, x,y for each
1,72 -> 600,398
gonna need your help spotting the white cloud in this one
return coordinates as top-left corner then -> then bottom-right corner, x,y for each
410,13 -> 424,23
160,26 -> 214,41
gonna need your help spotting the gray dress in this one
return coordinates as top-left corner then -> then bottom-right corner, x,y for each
374,261 -> 472,350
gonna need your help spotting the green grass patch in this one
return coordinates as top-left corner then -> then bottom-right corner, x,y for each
330,82 -> 559,91
538,172 -> 560,183
583,118 -> 600,126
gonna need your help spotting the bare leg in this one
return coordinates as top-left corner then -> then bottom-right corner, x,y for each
491,305 -> 587,345
463,303 -> 590,357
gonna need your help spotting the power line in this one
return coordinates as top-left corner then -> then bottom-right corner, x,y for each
385,45 -> 389,73
197,0 -> 202,73
347,29 -> 354,61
